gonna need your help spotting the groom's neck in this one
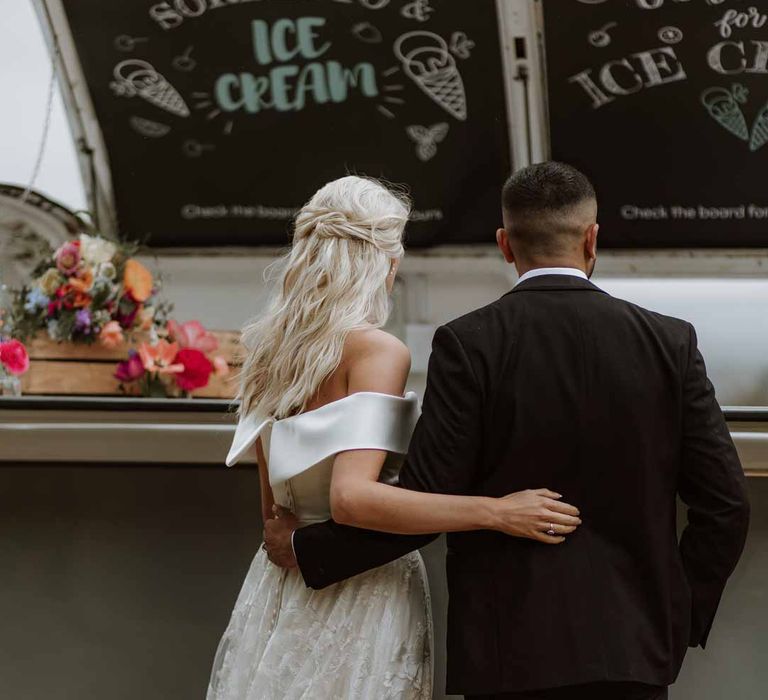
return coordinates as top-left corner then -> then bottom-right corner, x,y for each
514,258 -> 588,278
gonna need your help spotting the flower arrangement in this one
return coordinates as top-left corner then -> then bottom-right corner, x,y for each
6,232 -> 230,399
11,233 -> 171,345
115,319 -> 229,398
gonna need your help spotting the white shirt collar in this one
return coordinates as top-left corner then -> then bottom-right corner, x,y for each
514,267 -> 589,287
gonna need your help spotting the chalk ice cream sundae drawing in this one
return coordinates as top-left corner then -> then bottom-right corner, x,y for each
394,31 -> 468,121
111,59 -> 190,118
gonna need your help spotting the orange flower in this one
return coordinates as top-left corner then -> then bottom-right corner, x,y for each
138,340 -> 184,375
66,269 -> 94,308
60,283 -> 91,309
124,259 -> 153,303
99,320 -> 124,349
71,267 -> 94,292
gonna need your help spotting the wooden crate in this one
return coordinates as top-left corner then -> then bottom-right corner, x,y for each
20,331 -> 241,398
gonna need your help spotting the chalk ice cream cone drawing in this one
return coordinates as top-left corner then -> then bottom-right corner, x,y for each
701,86 -> 749,141
111,59 -> 190,118
750,102 -> 768,152
394,31 -> 467,121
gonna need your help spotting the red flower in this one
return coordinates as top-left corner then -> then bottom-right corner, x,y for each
0,339 -> 30,376
114,350 -> 145,383
174,348 -> 213,391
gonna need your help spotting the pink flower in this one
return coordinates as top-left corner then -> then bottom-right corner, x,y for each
99,321 -> 124,349
213,356 -> 229,377
167,319 -> 218,353
174,348 -> 213,391
114,350 -> 145,383
138,340 -> 184,375
55,240 -> 81,276
0,339 -> 30,376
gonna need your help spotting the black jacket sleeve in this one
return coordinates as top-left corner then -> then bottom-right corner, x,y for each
294,324 -> 484,589
678,324 -> 750,648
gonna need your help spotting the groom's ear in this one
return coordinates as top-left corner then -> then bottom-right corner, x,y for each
584,223 -> 599,261
496,228 -> 515,264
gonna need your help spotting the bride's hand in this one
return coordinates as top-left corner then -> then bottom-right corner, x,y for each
490,489 -> 582,544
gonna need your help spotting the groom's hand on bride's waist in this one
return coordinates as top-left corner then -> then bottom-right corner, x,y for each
264,505 -> 299,569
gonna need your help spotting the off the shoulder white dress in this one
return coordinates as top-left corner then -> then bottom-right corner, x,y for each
206,392 -> 433,700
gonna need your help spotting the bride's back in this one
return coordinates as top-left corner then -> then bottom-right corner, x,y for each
229,175 -> 415,522
228,329 -> 418,525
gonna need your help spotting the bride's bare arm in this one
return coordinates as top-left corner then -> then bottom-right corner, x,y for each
329,330 -> 581,542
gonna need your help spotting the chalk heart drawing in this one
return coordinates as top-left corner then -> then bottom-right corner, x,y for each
129,116 -> 171,138
407,122 -> 449,161
394,32 -> 468,121
701,84 -> 768,152
110,59 -> 190,118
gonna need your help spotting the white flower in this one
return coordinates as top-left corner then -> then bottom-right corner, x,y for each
79,234 -> 117,265
46,319 -> 61,340
98,261 -> 117,280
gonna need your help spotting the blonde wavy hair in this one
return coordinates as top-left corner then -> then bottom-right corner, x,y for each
238,176 -> 411,419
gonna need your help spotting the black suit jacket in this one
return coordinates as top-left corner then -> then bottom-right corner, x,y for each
293,275 -> 750,696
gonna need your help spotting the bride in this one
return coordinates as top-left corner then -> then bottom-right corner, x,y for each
207,176 -> 581,699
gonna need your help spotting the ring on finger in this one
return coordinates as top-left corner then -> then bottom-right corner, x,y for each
546,523 -> 556,536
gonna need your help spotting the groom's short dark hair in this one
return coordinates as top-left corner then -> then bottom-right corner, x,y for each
502,162 -> 597,258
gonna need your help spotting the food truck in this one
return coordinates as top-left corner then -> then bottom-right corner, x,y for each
1,2 -> 766,698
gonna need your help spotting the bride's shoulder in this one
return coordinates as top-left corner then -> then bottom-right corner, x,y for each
345,328 -> 409,362
343,329 -> 411,387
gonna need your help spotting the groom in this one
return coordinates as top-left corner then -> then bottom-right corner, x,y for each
265,162 -> 750,699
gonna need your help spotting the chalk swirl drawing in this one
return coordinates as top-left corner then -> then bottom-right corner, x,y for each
394,32 -> 467,121
352,22 -> 383,43
172,46 -> 196,72
114,35 -> 147,52
588,22 -> 617,48
658,26 -> 683,44
111,60 -> 190,117
407,123 -> 449,161
401,0 -> 435,23
450,32 -> 475,59
701,84 -> 749,142
129,116 -> 171,138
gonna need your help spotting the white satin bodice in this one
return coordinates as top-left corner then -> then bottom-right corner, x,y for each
226,392 -> 421,524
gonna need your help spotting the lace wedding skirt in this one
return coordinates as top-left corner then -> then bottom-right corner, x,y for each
206,547 -> 433,699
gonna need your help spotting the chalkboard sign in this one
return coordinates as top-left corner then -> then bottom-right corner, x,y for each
543,0 -> 768,248
61,0 -> 510,247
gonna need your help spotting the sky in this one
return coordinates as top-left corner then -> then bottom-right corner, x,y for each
1,0 -> 87,211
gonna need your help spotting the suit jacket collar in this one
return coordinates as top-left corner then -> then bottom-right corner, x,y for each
506,274 -> 608,296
